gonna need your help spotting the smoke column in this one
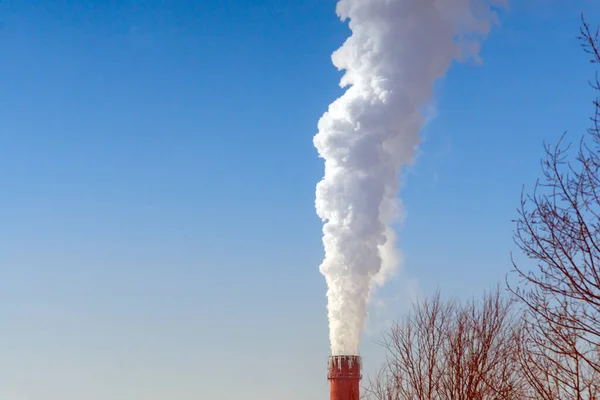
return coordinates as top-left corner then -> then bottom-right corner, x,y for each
314,0 -> 504,356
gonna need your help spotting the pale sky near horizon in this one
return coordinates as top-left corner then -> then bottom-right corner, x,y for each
0,1 -> 599,399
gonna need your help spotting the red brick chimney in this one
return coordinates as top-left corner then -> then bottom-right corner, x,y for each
328,355 -> 361,400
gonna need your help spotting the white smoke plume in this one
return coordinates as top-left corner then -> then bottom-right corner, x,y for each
314,0 -> 505,356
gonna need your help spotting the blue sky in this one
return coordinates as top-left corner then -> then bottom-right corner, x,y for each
0,1 -> 599,399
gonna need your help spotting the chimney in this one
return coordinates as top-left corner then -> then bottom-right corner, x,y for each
328,355 -> 362,400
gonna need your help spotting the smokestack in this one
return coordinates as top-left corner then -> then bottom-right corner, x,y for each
328,355 -> 362,400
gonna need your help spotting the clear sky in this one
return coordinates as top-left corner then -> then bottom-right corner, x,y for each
0,1 -> 599,399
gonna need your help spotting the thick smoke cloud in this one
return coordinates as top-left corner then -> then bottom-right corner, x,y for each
314,0 -> 504,356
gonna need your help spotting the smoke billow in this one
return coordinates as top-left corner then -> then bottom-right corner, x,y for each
314,0 -> 504,356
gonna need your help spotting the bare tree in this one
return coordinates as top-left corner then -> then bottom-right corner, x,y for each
365,287 -> 524,400
516,308 -> 600,400
510,15 -> 600,383
507,15 -> 600,399
365,291 -> 450,400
